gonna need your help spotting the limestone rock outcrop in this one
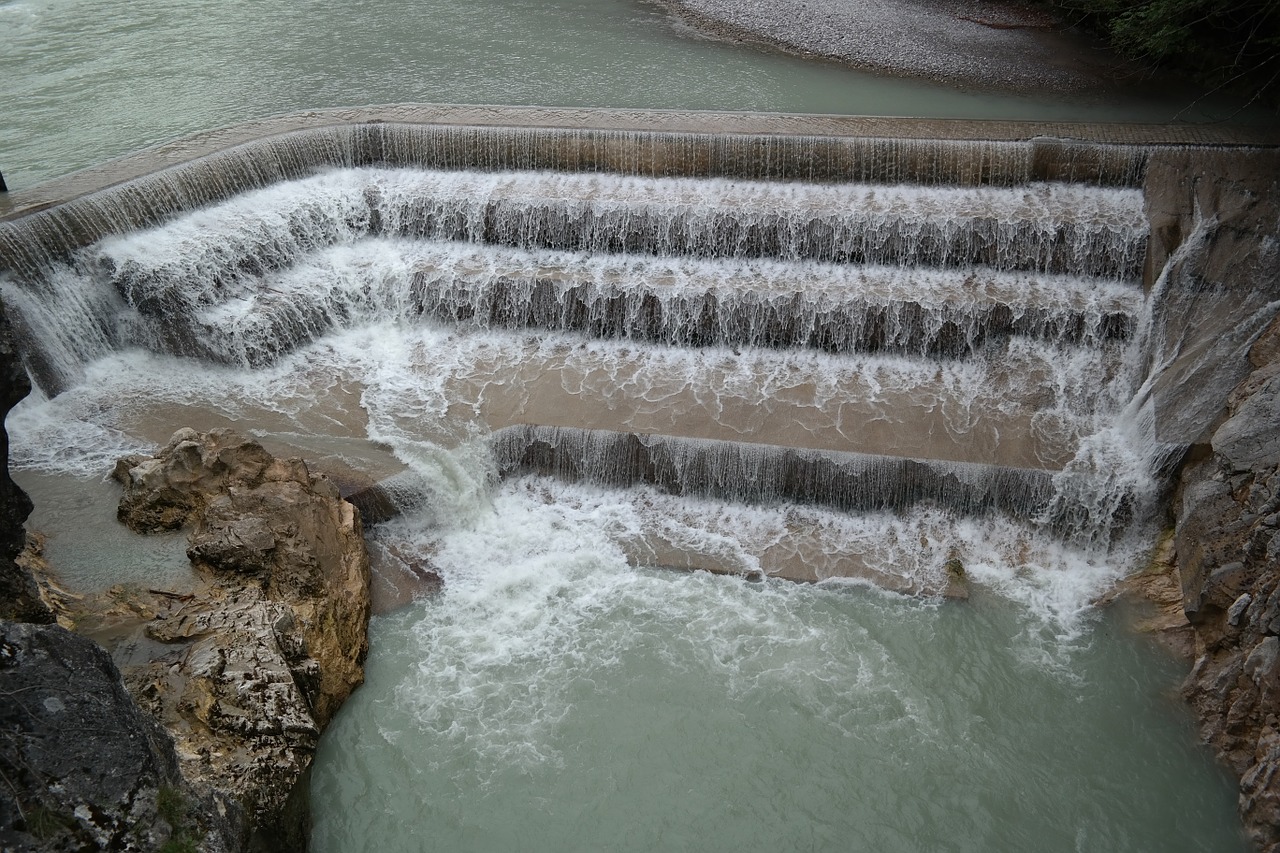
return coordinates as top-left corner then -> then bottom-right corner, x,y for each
1143,148 -> 1280,449
111,427 -> 372,850
1176,315 -> 1280,853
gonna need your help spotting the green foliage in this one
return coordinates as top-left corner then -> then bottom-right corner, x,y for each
156,785 -> 202,852
157,785 -> 187,828
1052,0 -> 1280,104
158,837 -> 201,853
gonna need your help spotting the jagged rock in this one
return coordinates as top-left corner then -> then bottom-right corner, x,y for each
1214,373 -> 1280,473
1143,148 -> 1280,449
1099,532 -> 1196,660
0,620 -> 245,852
113,427 -> 276,533
1177,313 -> 1280,853
0,305 -> 45,624
112,428 -> 371,850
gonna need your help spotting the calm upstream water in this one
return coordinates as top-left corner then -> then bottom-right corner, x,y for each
0,0 -> 1264,188
0,0 -> 1254,850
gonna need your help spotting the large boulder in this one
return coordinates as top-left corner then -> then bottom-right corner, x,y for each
111,427 -> 372,850
0,304 -> 46,624
0,620 -> 244,852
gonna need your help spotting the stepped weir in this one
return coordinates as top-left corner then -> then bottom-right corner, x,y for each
2,105 -> 1274,596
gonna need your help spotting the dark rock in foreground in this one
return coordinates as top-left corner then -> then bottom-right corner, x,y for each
0,307 -> 45,625
0,620 -> 244,852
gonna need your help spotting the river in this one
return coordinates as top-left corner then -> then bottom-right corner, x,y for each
0,1 -> 1253,850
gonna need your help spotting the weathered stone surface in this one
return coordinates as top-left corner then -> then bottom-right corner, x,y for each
113,427 -> 276,533
0,620 -> 245,852
111,428 -> 371,850
1214,372 -> 1280,473
1176,315 -> 1280,853
0,305 -> 45,624
1101,532 -> 1196,660
1143,148 -> 1280,449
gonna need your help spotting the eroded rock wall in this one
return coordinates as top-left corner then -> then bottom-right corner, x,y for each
1177,317 -> 1280,853
1144,147 -> 1280,448
0,305 -> 45,624
1152,147 -> 1280,853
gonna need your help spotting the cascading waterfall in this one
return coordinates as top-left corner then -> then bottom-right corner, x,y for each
2,119 -> 1254,853
0,124 -> 1153,274
2,157 -> 1155,566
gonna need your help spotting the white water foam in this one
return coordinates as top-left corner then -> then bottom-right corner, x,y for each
88,168 -> 1148,287
7,314 -> 1152,636
113,238 -> 1143,367
2,163 -> 1163,661
352,470 -> 1149,796
373,483 -> 940,782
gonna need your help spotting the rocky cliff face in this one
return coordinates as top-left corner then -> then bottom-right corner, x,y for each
1147,147 -> 1280,853
1176,317 -> 1280,853
111,427 -> 372,849
1143,147 -> 1280,449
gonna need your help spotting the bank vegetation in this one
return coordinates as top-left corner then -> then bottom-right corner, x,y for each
1048,0 -> 1280,109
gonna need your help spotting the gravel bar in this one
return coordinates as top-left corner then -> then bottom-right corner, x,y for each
657,0 -> 1142,94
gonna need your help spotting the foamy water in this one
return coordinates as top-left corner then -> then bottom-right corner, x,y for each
0,161 -> 1244,851
5,164 -> 1161,614
310,495 -> 1243,852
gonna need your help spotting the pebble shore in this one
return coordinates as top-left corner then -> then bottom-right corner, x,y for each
657,0 -> 1135,94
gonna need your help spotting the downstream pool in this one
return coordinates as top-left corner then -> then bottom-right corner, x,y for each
310,482 -> 1244,853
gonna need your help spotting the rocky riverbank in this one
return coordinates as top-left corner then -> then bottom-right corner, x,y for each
1115,308 -> 1280,853
0,300 -> 372,852
656,0 -> 1142,94
1175,314 -> 1280,853
1116,146 -> 1280,852
106,427 -> 372,849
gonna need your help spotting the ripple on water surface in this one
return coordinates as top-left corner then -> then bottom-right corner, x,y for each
310,482 -> 1244,853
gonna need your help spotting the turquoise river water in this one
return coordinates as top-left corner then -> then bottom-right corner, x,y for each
0,0 -> 1267,187
0,0 -> 1255,851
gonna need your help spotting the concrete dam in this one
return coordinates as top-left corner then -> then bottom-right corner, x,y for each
1,106 -> 1277,851
3,107 -> 1244,589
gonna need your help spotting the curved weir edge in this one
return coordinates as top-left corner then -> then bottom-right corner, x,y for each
3,102 -> 1278,229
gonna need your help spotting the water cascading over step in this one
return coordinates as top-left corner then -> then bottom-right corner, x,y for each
0,121 -> 1159,594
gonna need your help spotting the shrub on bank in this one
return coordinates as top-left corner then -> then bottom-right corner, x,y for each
1050,0 -> 1279,108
